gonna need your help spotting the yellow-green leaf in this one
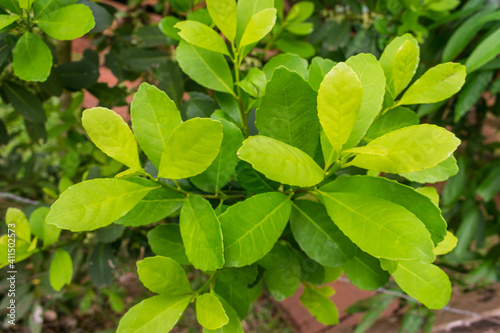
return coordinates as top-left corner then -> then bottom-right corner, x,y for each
206,0 -> 237,42
196,293 -> 229,330
82,107 -> 142,170
239,8 -> 277,47
317,62 -> 363,158
49,249 -> 73,291
433,231 -> 458,255
175,20 -> 230,55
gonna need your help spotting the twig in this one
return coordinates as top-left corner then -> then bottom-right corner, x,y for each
0,192 -> 39,205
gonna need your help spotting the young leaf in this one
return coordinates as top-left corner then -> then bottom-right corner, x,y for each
117,294 -> 191,333
318,191 -> 435,262
364,106 -> 419,142
29,207 -> 61,247
175,20 -> 230,55
255,67 -> 319,157
465,28 -> 500,73
345,124 -> 460,174
176,40 -> 234,94
12,32 -> 52,82
343,250 -> 389,291
46,179 -> 155,231
203,293 -> 244,333
220,192 -> 292,267
433,231 -> 458,256
236,67 -> 267,98
38,4 -> 95,40
317,62 -> 363,157
131,83 -> 182,168
137,256 -> 191,295
343,53 -> 386,149
196,293 -> 229,330
236,0 -> 274,42
320,175 -> 447,245
290,200 -> 357,267
148,224 -> 190,265
400,155 -> 459,184
159,118 -> 223,179
300,286 -> 339,325
237,136 -> 324,187
239,8 -> 277,47
399,63 -> 466,105
379,34 -> 419,97
383,260 -> 451,309
206,0 -> 237,42
82,107 -> 142,170
308,57 -> 336,91
115,187 -> 184,227
190,119 -> 243,193
415,186 -> 440,206
49,249 -> 73,291
180,195 -> 224,271
6,208 -> 31,242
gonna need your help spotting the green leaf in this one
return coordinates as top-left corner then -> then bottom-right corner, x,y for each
262,53 -> 308,80
400,155 -> 459,184
454,71 -> 493,122
286,1 -> 314,24
399,63 -> 466,105
236,67 -> 267,98
190,119 -> 243,192
137,256 -> 191,295
237,135 -> 324,187
255,67 -> 319,157
415,186 -> 440,206
175,20 -> 230,55
379,34 -> 418,94
46,178 -> 155,231
206,0 -> 237,42
345,124 -> 461,174
203,293 -> 244,333
176,40 -> 234,94
32,0 -> 76,19
317,62 -> 363,157
82,107 -> 142,170
300,286 -> 339,325
364,106 -> 419,142
433,231 -> 458,255
320,175 -> 447,245
318,191 -> 435,262
213,269 -> 252,319
49,249 -> 73,291
180,195 -> 224,271
286,22 -> 313,35
235,161 -> 280,194
442,10 -> 500,62
343,250 -> 389,291
115,187 -> 184,227
220,192 -> 292,267
0,14 -> 19,29
465,28 -> 500,73
29,207 -> 61,247
0,0 -> 22,14
158,16 -> 181,40
382,260 -> 451,309
159,118 -> 223,179
308,57 -> 336,91
290,200 -> 356,267
148,224 -> 190,265
131,83 -> 182,168
262,244 -> 301,301
477,164 -> 500,202
343,53 -> 386,149
196,293 -> 229,330
3,82 -> 46,123
236,0 -> 274,42
13,32 -> 52,82
6,208 -> 31,242
239,8 -> 276,47
117,294 -> 191,333
38,4 -> 95,40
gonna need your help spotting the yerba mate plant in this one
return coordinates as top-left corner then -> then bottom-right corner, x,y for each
40,0 -> 466,331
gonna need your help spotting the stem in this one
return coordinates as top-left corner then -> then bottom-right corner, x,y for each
231,44 -> 249,137
196,271 -> 217,295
